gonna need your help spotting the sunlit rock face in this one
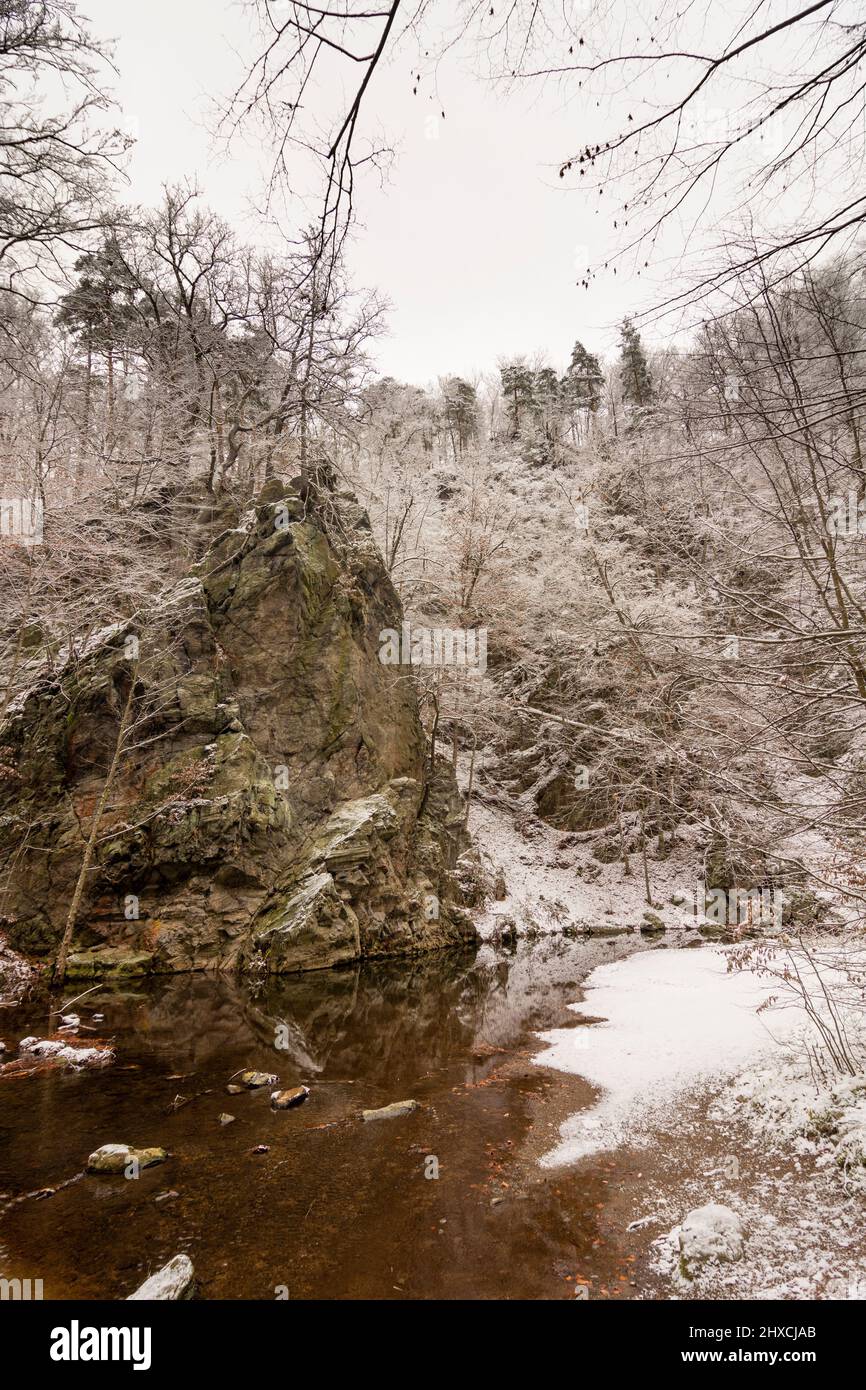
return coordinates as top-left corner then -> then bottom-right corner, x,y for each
0,481 -> 476,974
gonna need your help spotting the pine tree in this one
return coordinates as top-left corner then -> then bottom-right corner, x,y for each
618,317 -> 653,417
500,359 -> 535,437
564,340 -> 603,412
561,340 -> 603,442
531,366 -> 561,445
56,239 -> 138,457
440,376 -> 478,456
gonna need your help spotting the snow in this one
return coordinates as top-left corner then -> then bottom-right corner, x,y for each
17,1036 -> 113,1069
639,1099 -> 866,1299
535,947 -> 809,1164
678,1203 -> 744,1274
712,1059 -> 866,1195
466,786 -> 705,940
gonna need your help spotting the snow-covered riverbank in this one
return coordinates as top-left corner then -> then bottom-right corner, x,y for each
464,775 -> 866,1297
534,947 -> 810,1164
465,784 -> 708,939
529,934 -> 866,1297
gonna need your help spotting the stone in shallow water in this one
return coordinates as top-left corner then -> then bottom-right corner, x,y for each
219,1113 -> 236,1125
127,1254 -> 195,1301
640,911 -> 666,933
270,1086 -> 310,1110
237,1070 -> 278,1089
65,946 -> 154,980
360,1099 -> 420,1122
87,1144 -> 167,1175
14,1036 -> 113,1071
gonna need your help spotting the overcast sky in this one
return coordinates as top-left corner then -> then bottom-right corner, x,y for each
81,0 -> 676,386
82,2 -> 833,385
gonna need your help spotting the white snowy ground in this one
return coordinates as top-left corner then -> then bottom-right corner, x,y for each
532,942 -> 866,1297
533,947 -> 809,1164
466,788 -> 706,940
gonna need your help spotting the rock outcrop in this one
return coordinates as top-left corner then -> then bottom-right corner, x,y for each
0,480 -> 476,975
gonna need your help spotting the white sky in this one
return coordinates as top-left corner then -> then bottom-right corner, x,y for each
81,0 -> 666,385
80,1 -> 838,386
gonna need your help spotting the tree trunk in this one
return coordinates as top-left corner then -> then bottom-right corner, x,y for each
639,810 -> 653,905
618,803 -> 631,876
53,671 -> 138,985
463,731 -> 477,830
300,267 -> 317,484
106,347 -> 115,449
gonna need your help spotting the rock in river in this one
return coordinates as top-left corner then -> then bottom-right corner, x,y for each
3,1036 -> 114,1075
237,1070 -> 278,1089
127,1254 -> 195,1301
87,1144 -> 168,1175
640,911 -> 666,934
360,1099 -> 421,1122
270,1086 -> 310,1109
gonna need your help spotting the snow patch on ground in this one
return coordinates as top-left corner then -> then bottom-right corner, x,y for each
639,1113 -> 866,1300
713,1059 -> 866,1196
535,947 -> 810,1164
466,789 -> 705,940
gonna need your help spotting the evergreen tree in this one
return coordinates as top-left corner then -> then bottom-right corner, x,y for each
531,365 -> 562,451
561,340 -> 603,442
56,239 -> 139,451
440,376 -> 478,456
564,340 -> 603,413
618,317 -> 653,415
500,359 -> 535,437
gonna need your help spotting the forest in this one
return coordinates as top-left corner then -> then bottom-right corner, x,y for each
1,0 -> 866,1328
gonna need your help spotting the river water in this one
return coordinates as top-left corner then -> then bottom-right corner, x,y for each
0,935 -> 650,1300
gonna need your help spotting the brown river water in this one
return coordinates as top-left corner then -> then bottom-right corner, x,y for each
0,935 -> 661,1301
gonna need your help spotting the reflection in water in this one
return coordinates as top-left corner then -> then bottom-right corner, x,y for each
0,936 -> 637,1300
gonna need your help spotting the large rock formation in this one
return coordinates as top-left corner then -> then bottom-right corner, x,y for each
0,481 -> 476,976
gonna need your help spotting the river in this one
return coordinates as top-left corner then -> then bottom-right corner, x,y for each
1,935 -> 654,1300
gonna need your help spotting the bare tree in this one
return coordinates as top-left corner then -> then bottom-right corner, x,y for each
0,1 -> 126,306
